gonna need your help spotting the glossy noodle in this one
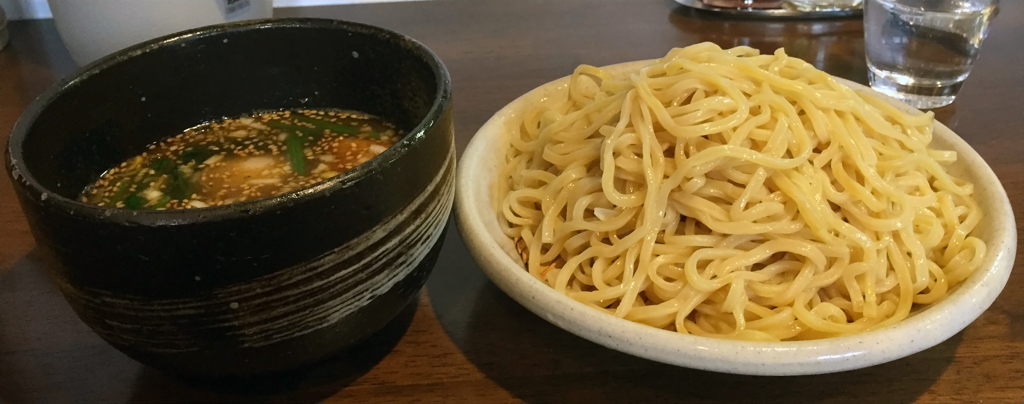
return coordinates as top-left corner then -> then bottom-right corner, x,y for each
494,43 -> 986,341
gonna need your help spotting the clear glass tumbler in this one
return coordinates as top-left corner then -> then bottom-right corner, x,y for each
864,0 -> 998,109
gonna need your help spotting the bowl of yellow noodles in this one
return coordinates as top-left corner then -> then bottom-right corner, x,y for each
455,43 -> 1016,375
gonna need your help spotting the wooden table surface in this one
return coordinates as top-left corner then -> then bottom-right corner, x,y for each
2,1 -> 1022,403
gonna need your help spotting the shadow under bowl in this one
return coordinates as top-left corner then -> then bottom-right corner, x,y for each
4,18 -> 455,377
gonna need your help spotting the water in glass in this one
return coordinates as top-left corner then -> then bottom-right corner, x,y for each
864,0 -> 997,109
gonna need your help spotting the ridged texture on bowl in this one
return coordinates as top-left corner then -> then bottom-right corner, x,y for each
56,148 -> 454,353
6,19 -> 455,377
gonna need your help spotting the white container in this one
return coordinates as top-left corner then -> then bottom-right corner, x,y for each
455,59 -> 1016,376
48,0 -> 273,66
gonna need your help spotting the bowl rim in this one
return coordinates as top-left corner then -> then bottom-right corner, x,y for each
5,18 -> 452,225
455,59 -> 1017,376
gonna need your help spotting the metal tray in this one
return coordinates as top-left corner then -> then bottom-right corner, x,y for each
675,0 -> 862,19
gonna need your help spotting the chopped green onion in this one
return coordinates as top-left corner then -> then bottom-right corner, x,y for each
124,195 -> 146,210
291,115 -> 358,135
367,131 -> 380,140
151,158 -> 175,174
138,175 -> 161,188
286,134 -> 306,176
168,167 -> 192,200
153,195 -> 171,209
109,179 -> 132,204
265,121 -> 310,135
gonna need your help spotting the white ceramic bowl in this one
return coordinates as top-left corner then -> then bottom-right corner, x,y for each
455,60 -> 1017,376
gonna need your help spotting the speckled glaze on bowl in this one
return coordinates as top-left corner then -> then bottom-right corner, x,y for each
455,60 -> 1016,376
5,19 -> 454,377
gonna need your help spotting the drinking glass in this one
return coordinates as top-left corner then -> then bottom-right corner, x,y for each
864,0 -> 998,109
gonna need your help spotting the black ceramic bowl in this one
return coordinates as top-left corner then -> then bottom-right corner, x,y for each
5,19 -> 454,377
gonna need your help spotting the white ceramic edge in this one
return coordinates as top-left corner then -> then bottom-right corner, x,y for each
455,60 -> 1017,376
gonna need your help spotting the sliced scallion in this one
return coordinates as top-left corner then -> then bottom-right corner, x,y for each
109,179 -> 132,204
286,134 -> 306,176
291,114 -> 358,136
124,195 -> 146,210
153,195 -> 171,209
168,167 -> 192,200
265,120 -> 309,134
151,158 -> 175,174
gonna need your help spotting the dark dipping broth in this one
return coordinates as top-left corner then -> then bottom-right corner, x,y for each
80,109 -> 403,210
